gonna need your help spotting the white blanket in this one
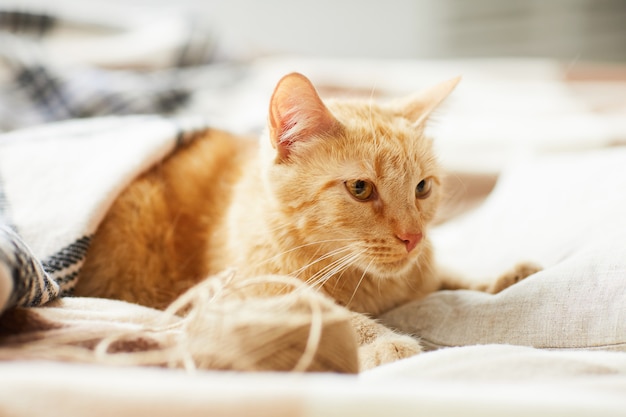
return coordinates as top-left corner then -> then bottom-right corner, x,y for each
1,346 -> 626,417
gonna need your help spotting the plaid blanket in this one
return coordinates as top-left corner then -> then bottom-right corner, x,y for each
0,5 -> 232,313
0,7 -> 229,132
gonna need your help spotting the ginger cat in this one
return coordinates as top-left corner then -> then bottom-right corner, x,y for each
75,73 -> 530,370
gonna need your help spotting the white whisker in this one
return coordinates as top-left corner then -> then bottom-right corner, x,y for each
251,238 -> 358,270
293,246 -> 356,279
347,258 -> 373,307
305,250 -> 365,291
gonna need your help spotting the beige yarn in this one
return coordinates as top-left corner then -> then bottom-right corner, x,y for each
0,272 -> 359,373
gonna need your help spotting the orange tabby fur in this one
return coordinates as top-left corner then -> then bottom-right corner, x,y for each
75,73 -> 462,368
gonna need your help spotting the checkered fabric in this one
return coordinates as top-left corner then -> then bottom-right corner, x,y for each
0,8 -> 218,131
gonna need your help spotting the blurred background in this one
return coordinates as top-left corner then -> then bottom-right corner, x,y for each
2,0 -> 626,174
176,0 -> 626,62
8,0 -> 626,62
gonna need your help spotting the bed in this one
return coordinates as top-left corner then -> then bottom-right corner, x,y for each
1,5 -> 625,416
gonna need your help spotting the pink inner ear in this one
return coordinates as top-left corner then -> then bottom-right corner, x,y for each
269,73 -> 339,159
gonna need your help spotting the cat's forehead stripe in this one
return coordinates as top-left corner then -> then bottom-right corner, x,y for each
370,132 -> 431,179
328,100 -> 438,181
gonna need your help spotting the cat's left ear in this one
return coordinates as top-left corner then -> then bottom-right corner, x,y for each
268,72 -> 341,160
399,76 -> 461,127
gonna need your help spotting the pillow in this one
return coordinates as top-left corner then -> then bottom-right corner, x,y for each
381,148 -> 626,351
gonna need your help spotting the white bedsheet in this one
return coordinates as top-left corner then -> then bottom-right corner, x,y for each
2,347 -> 626,417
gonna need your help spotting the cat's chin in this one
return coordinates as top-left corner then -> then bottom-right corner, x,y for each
362,257 -> 416,280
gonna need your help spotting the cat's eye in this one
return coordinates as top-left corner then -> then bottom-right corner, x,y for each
345,179 -> 375,201
415,178 -> 433,199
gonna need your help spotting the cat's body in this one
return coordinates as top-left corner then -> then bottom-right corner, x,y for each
76,73 -> 451,312
76,127 -> 438,313
75,130 -> 253,309
75,73 -> 533,369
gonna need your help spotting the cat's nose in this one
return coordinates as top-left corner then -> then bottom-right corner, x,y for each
396,232 -> 422,253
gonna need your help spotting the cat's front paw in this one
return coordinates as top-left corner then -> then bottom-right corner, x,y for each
487,262 -> 542,294
358,333 -> 422,371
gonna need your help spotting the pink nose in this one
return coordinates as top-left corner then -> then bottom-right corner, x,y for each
396,232 -> 422,253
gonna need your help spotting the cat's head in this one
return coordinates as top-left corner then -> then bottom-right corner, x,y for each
262,73 -> 459,278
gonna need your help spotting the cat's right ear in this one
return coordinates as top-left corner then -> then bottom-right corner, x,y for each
399,76 -> 461,127
268,73 -> 340,160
